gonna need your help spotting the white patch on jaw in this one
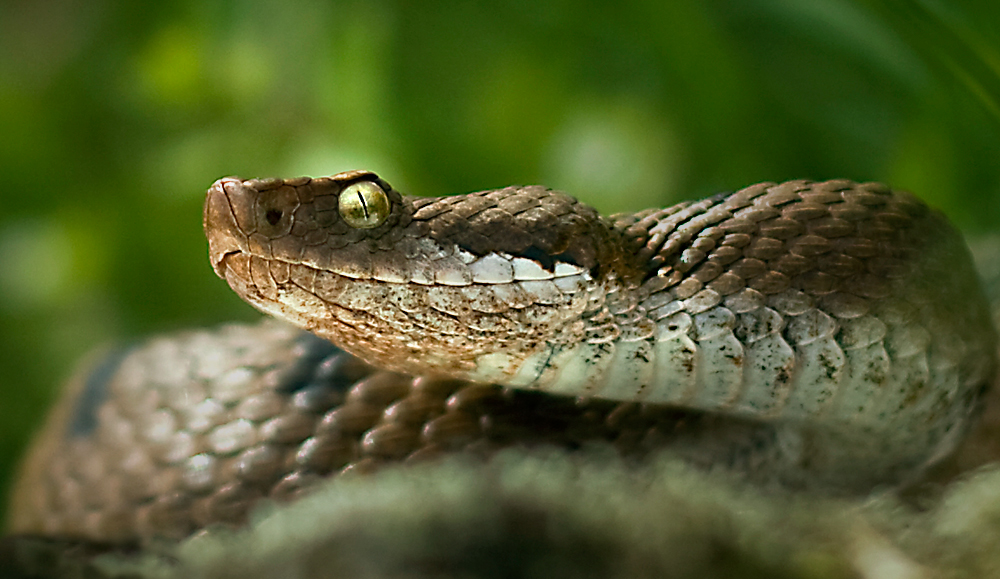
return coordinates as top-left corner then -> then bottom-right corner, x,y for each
511,257 -> 553,281
470,253 -> 514,284
553,262 -> 585,277
469,254 -> 586,286
434,257 -> 473,286
456,249 -> 478,264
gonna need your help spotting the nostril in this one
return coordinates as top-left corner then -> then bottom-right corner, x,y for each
265,209 -> 283,226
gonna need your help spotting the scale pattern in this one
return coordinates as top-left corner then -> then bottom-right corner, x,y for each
11,321 -> 754,541
7,174 -> 996,542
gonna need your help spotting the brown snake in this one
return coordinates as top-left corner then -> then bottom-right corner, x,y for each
6,172 -> 997,544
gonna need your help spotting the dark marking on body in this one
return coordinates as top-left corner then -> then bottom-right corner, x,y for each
69,347 -> 133,438
514,246 -> 580,272
819,353 -> 839,381
533,344 -> 560,385
278,330 -> 373,398
680,355 -> 695,374
277,331 -> 344,394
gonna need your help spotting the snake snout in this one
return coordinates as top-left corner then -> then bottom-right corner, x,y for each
203,178 -> 250,279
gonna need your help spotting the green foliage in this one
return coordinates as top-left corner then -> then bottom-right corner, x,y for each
1,0 -> 999,524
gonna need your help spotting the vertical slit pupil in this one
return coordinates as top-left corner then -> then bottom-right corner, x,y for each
357,192 -> 369,218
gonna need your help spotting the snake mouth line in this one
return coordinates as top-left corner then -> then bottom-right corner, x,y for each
211,249 -> 244,280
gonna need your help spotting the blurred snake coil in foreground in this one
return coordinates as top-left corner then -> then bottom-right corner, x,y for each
5,172 -> 997,543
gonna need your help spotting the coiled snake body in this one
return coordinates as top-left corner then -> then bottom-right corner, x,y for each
7,173 -> 997,543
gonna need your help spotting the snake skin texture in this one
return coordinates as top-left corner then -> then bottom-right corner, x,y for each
8,321 -> 773,542
6,173 -> 997,544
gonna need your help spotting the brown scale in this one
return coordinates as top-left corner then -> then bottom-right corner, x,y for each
639,180 -> 929,314
8,322 -> 718,543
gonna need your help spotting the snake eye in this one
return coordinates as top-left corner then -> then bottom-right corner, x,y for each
338,181 -> 391,229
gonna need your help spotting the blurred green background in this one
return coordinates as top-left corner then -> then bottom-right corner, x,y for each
2,0 -> 1000,522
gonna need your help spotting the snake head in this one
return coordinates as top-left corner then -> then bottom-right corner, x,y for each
204,170 -> 399,282
204,171 -> 626,382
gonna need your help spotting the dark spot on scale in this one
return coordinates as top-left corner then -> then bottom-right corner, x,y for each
265,209 -> 283,226
820,354 -> 838,380
514,246 -> 582,272
68,347 -> 133,438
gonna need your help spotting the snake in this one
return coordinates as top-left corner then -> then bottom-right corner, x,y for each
5,172 -> 997,545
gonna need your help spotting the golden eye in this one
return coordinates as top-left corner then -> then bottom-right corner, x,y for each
338,181 -> 391,229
